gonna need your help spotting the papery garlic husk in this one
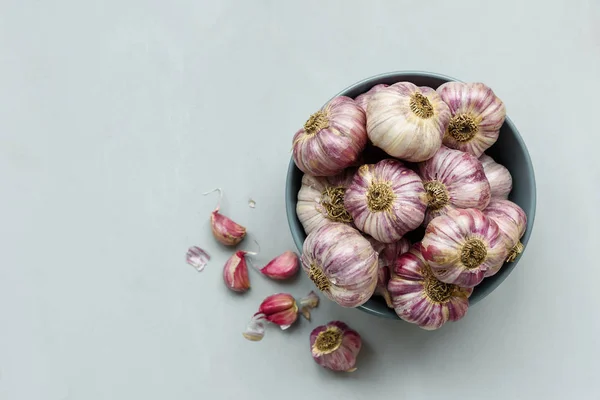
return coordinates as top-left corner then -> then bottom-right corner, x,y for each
418,146 -> 491,225
186,246 -> 210,272
204,188 -> 246,246
484,199 -> 527,262
242,314 -> 266,341
367,82 -> 451,162
299,291 -> 320,321
479,154 -> 513,199
223,250 -> 252,292
367,236 -> 411,308
354,84 -> 389,112
292,96 -> 367,176
437,82 -> 506,157
310,321 -> 361,372
258,251 -> 299,280
301,223 -> 378,307
345,159 -> 426,243
421,208 -> 508,287
296,169 -> 356,235
256,293 -> 299,329
388,243 -> 473,330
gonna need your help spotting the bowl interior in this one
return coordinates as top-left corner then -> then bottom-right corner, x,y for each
285,71 -> 536,319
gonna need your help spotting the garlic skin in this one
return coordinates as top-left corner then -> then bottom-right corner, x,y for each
301,223 -> 378,308
388,243 -> 473,330
354,84 -> 389,112
421,208 -> 508,287
484,199 -> 527,262
367,237 -> 411,308
367,82 -> 451,162
437,82 -> 506,157
292,96 -> 367,176
345,159 -> 426,243
186,246 -> 210,272
204,188 -> 246,246
259,251 -> 299,280
479,154 -> 513,199
310,321 -> 361,372
223,251 -> 252,292
418,146 -> 491,225
299,291 -> 320,321
296,169 -> 356,235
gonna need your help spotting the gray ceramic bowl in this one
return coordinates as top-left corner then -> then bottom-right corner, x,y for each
285,71 -> 536,319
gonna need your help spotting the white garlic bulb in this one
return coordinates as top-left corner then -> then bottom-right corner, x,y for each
296,169 -> 356,235
479,154 -> 512,199
367,82 -> 451,162
354,84 -> 388,112
437,82 -> 506,157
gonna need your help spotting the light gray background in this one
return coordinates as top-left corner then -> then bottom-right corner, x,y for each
1,0 -> 599,399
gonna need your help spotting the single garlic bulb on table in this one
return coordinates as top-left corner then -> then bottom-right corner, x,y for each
310,321 -> 361,372
367,82 -> 451,162
484,199 -> 527,262
437,82 -> 506,157
345,159 -> 426,243
479,154 -> 513,199
388,243 -> 473,330
292,96 -> 367,176
296,169 -> 356,235
418,146 -> 491,225
421,208 -> 509,288
301,223 -> 378,308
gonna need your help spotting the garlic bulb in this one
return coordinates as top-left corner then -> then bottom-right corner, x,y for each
421,208 -> 508,287
292,96 -> 367,176
301,223 -> 378,307
345,159 -> 426,243
367,237 -> 411,308
354,84 -> 389,112
388,243 -> 473,330
479,154 -> 512,199
418,146 -> 491,225
310,321 -> 361,372
367,83 -> 451,162
437,82 -> 506,157
296,169 -> 356,235
484,199 -> 527,262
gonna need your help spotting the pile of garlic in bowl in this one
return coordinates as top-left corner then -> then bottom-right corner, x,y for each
285,71 -> 536,329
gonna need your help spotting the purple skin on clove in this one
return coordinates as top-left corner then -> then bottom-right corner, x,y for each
204,188 -> 247,246
259,251 -> 300,280
223,251 -> 252,292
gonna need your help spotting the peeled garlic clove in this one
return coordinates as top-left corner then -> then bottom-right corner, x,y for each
204,188 -> 247,246
437,82 -> 506,157
223,251 -> 252,292
296,169 -> 356,235
354,84 -> 389,112
292,96 -> 367,177
479,154 -> 513,199
258,251 -> 299,280
257,293 -> 298,329
421,208 -> 509,287
388,243 -> 473,330
299,291 -> 320,321
345,159 -> 426,243
418,146 -> 491,225
484,199 -> 527,262
310,321 -> 361,372
367,83 -> 450,162
301,223 -> 378,308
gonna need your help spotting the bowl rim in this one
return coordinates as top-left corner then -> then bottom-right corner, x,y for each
285,70 -> 537,319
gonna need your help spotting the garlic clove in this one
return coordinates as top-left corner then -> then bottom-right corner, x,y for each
259,251 -> 299,280
374,266 -> 394,308
292,96 -> 367,177
437,82 -> 506,157
257,293 -> 299,329
421,208 -> 508,287
186,246 -> 210,272
204,188 -> 247,246
310,321 -> 361,372
479,154 -> 513,199
242,314 -> 266,341
484,199 -> 527,263
299,291 -> 320,321
223,251 -> 252,292
388,243 -> 472,330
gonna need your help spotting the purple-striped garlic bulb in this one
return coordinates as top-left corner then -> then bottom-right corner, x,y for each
296,169 -> 356,235
354,84 -> 389,112
310,321 -> 361,372
388,243 -> 473,330
301,223 -> 378,308
345,159 -> 426,243
437,82 -> 506,157
484,199 -> 527,262
418,146 -> 491,225
292,96 -> 367,176
367,82 -> 450,162
479,154 -> 513,199
421,208 -> 508,288
367,237 -> 411,308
